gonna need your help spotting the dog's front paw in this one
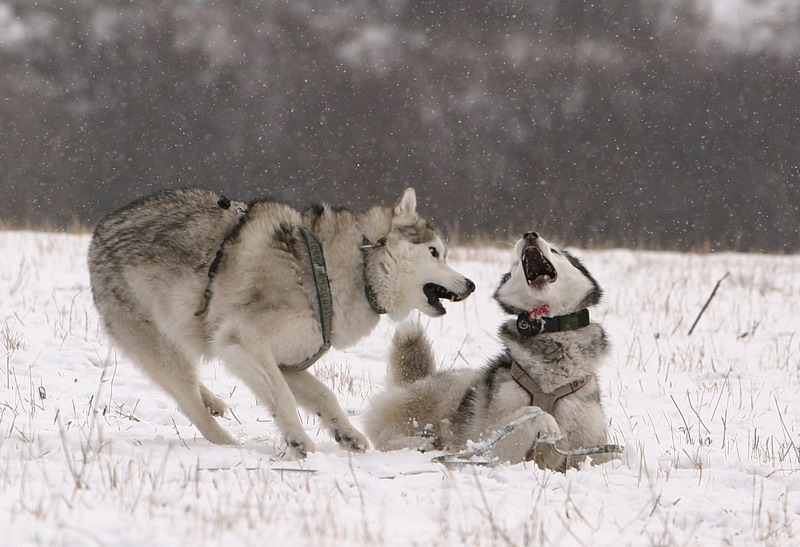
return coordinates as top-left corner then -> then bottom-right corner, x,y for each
200,387 -> 229,417
334,427 -> 369,453
204,398 -> 229,418
285,433 -> 316,459
532,412 -> 562,444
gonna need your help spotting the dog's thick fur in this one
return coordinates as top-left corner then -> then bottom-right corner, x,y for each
365,232 -> 610,470
88,188 -> 474,456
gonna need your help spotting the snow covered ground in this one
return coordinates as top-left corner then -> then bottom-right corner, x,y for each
1,230 -> 798,545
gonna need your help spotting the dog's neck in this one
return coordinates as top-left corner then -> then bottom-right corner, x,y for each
293,204 -> 392,348
354,207 -> 399,317
360,235 -> 388,315
354,205 -> 395,245
499,315 -> 607,393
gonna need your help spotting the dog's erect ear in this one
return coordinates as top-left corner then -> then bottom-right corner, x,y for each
392,188 -> 417,226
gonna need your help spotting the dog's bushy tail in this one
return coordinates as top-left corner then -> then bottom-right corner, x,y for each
388,321 -> 436,385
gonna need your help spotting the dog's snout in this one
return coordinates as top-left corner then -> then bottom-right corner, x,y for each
464,278 -> 476,294
524,231 -> 539,240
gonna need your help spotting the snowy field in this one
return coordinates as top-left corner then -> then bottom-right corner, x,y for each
1,230 -> 799,546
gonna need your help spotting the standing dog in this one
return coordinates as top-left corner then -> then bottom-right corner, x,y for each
88,188 -> 474,457
365,232 -> 610,470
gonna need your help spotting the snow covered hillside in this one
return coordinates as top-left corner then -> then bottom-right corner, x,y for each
1,231 -> 798,545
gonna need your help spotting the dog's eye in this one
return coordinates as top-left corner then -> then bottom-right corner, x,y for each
551,248 -> 560,255
429,247 -> 440,259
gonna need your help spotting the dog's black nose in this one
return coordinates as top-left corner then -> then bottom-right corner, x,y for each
524,231 -> 539,240
465,278 -> 476,294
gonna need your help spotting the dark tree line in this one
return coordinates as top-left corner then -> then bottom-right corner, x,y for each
1,0 -> 798,251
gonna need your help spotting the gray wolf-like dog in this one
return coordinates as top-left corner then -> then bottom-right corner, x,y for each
365,232 -> 611,470
88,188 -> 474,457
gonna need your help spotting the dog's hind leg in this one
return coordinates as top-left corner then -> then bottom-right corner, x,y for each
103,315 -> 237,445
283,370 -> 368,452
157,362 -> 238,446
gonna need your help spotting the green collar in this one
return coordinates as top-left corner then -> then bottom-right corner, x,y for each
361,236 -> 387,315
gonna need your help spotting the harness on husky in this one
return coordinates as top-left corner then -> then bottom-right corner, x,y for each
516,308 -> 590,337
510,361 -> 591,414
196,197 -> 333,371
195,196 -> 248,317
511,308 -> 592,412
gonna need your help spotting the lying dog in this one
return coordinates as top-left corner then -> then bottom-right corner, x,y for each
365,232 -> 612,470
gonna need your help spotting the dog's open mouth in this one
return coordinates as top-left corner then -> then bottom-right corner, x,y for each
522,245 -> 557,286
423,283 -> 462,315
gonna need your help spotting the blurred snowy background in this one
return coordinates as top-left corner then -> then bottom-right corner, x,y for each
1,0 -> 798,250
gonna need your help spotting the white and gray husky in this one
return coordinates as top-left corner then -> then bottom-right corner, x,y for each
366,232 -> 611,470
88,188 -> 474,457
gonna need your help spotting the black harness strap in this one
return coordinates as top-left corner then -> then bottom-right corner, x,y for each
195,196 -> 247,317
279,227 -> 333,371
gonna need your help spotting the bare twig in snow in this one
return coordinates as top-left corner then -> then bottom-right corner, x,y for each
688,272 -> 730,335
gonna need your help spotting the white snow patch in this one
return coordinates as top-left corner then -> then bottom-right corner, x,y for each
1,230 -> 799,545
